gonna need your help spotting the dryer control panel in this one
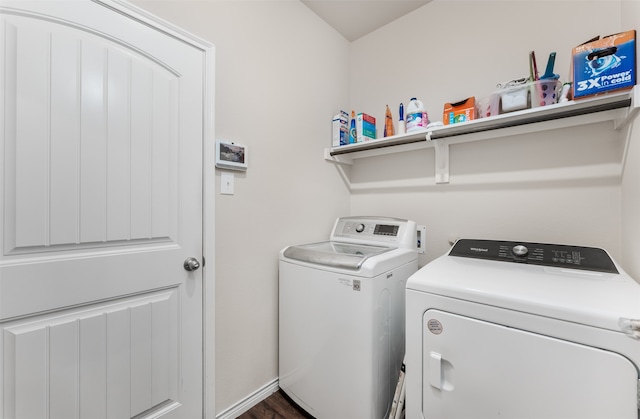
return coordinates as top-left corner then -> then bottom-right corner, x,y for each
450,239 -> 618,273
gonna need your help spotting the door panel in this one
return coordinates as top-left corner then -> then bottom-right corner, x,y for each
422,309 -> 638,418
4,13 -> 178,255
3,289 -> 178,418
1,1 -> 205,418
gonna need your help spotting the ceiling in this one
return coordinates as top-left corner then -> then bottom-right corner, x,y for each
301,0 -> 432,42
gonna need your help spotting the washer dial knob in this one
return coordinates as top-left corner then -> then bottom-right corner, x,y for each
355,223 -> 365,233
512,245 -> 529,257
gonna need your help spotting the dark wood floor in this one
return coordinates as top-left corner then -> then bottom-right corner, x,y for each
238,389 -> 313,419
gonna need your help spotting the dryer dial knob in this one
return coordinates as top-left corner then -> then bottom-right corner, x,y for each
512,245 -> 529,257
355,223 -> 365,233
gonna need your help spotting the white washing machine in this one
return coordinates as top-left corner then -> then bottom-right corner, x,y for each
406,239 -> 640,419
279,216 -> 424,419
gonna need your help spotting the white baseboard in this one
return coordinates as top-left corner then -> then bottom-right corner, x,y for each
215,378 -> 280,419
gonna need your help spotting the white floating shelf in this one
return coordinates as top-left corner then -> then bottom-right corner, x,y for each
325,85 -> 639,184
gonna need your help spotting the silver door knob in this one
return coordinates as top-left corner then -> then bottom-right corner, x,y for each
183,257 -> 201,271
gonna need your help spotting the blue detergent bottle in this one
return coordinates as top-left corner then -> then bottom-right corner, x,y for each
349,110 -> 357,143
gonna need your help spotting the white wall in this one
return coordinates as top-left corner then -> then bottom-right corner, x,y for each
131,0 -> 351,414
621,1 -> 640,282
349,0 -> 628,266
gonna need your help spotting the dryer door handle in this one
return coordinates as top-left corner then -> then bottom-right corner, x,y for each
429,351 -> 443,390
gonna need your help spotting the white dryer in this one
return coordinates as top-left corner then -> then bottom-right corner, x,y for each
406,239 -> 640,419
279,217 -> 424,419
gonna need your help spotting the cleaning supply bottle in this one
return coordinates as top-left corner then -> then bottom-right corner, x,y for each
397,102 -> 406,135
349,110 -> 357,143
406,97 -> 429,133
384,105 -> 394,137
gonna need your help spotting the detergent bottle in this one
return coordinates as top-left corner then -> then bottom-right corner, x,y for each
349,110 -> 357,143
384,105 -> 394,137
405,97 -> 429,133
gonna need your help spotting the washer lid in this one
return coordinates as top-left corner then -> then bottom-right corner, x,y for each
282,241 -> 392,270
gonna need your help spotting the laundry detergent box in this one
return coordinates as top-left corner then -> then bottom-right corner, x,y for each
332,110 -> 349,147
443,97 -> 476,125
572,30 -> 636,99
356,112 -> 376,142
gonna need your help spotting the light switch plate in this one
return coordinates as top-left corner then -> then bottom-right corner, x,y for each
221,172 -> 234,195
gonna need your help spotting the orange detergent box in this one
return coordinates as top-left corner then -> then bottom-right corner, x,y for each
443,97 -> 476,125
573,30 -> 636,99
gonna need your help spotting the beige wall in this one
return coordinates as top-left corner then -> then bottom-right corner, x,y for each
131,0 -> 350,414
133,0 -> 639,415
349,0 -> 629,266
621,0 -> 640,282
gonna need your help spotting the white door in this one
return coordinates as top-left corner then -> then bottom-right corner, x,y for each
423,310 -> 639,419
0,1 -> 207,418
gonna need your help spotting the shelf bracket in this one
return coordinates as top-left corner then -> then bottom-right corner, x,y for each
614,85 -> 640,130
426,132 -> 450,184
433,139 -> 450,184
324,148 -> 353,165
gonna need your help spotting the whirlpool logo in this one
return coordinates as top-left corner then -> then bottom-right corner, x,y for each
470,247 -> 489,253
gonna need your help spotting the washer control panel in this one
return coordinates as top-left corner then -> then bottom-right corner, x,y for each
330,217 -> 417,249
449,239 -> 618,273
339,221 -> 399,238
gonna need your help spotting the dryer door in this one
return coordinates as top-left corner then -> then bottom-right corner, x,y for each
423,310 -> 638,419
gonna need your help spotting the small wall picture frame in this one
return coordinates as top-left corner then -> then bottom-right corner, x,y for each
215,140 -> 247,171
